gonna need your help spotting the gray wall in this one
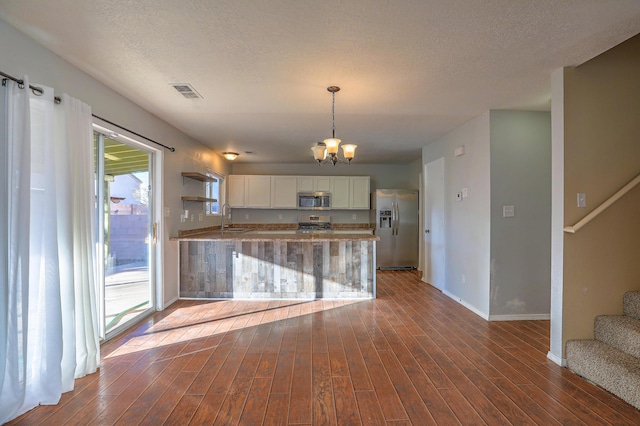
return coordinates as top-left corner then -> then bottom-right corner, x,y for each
423,112 -> 492,316
422,110 -> 552,319
489,110 -> 551,317
0,20 -> 229,306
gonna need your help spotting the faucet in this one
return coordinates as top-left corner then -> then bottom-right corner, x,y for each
221,203 -> 231,230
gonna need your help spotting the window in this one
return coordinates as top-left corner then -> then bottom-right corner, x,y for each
206,170 -> 224,215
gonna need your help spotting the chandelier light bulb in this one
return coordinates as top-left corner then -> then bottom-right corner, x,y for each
341,144 -> 357,160
311,144 -> 327,162
323,138 -> 341,154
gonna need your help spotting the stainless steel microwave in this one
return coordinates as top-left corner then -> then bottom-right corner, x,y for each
298,192 -> 331,210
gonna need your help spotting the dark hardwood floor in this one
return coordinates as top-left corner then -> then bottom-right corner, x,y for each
9,270 -> 640,425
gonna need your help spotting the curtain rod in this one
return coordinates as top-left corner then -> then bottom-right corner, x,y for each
1,70 -> 176,153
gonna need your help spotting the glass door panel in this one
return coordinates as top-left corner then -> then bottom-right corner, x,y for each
94,131 -> 156,340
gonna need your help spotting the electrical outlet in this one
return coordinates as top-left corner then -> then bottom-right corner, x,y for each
190,215 -> 194,222
180,214 -> 185,223
278,214 -> 283,220
352,214 -> 357,220
461,274 -> 466,284
245,214 -> 249,220
199,213 -> 203,221
503,205 -> 515,218
163,207 -> 170,217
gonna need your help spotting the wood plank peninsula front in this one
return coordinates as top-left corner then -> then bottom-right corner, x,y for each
174,231 -> 378,299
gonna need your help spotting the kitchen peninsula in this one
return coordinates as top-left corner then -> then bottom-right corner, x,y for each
174,229 -> 378,300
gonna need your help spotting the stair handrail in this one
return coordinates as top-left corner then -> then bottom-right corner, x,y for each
564,173 -> 640,234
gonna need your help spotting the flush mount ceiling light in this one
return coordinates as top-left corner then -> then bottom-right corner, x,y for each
311,86 -> 357,166
222,152 -> 239,161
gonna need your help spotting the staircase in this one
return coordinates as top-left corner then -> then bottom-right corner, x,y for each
566,292 -> 640,409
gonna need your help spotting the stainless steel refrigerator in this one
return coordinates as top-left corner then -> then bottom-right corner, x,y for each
373,189 -> 418,269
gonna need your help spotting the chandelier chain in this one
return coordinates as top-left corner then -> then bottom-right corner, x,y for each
331,91 -> 336,139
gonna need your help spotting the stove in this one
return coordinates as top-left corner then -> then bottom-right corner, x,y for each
296,214 -> 333,234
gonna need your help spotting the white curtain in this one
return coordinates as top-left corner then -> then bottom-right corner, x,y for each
0,78 -> 100,423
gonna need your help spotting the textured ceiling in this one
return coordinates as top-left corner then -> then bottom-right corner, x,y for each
1,0 -> 640,164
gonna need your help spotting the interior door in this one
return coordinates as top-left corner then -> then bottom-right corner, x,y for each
94,130 -> 157,340
424,158 -> 445,290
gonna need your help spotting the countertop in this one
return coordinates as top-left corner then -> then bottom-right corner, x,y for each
171,229 -> 378,242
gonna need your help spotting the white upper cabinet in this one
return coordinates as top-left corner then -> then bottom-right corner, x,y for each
331,176 -> 350,209
245,175 -> 271,207
350,176 -> 370,209
296,176 -> 314,192
296,176 -> 331,192
227,175 -> 246,207
314,177 -> 332,192
271,176 -> 298,208
228,175 -> 370,209
228,175 -> 272,207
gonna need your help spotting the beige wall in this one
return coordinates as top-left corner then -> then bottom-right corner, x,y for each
562,34 -> 640,349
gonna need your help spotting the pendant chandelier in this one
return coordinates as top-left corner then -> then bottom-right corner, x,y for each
311,86 -> 357,166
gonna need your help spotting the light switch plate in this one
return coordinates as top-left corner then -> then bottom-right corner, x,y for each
577,193 -> 586,208
456,192 -> 462,202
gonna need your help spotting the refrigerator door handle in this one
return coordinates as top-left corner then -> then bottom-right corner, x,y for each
395,202 -> 400,235
391,202 -> 396,236
393,202 -> 399,235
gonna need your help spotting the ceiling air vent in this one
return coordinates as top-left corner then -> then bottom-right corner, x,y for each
170,83 -> 202,99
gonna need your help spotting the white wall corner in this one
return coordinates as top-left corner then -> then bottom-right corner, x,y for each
163,295 -> 179,310
549,67 -> 566,361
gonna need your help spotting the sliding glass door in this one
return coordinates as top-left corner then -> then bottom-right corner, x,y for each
94,130 -> 157,340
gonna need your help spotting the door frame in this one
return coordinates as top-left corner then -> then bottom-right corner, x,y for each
423,157 -> 445,290
93,122 -> 164,341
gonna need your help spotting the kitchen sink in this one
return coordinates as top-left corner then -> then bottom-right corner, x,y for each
221,228 -> 251,233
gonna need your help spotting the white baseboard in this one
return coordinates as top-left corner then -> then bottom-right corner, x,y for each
547,351 -> 566,367
163,295 -> 179,310
489,313 -> 551,321
442,289 -> 489,320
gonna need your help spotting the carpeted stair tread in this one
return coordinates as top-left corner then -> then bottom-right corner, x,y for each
624,292 -> 640,320
595,315 -> 640,358
566,339 -> 640,410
